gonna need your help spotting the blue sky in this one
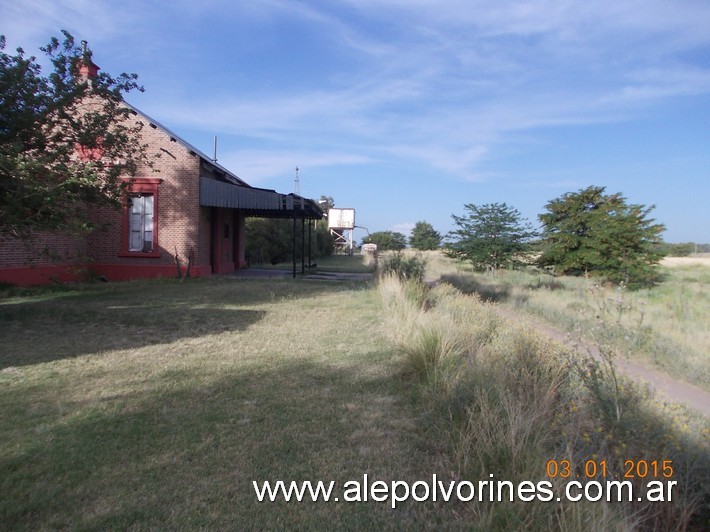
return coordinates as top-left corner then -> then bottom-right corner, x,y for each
3,0 -> 709,242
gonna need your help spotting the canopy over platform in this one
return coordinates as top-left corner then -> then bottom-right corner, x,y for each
200,176 -> 324,278
199,177 -> 323,219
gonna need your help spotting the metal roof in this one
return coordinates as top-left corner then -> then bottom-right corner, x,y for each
199,177 -> 323,219
123,101 -> 323,220
125,102 -> 250,186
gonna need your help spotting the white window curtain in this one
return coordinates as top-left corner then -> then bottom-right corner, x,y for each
129,195 -> 154,252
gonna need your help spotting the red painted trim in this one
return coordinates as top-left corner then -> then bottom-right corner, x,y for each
0,263 -> 213,286
0,264 -> 83,286
92,263 -> 210,281
118,251 -> 162,259
216,262 -> 234,273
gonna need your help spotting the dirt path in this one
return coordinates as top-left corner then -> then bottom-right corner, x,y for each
494,306 -> 710,418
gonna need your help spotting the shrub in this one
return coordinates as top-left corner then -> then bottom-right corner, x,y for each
378,251 -> 427,283
377,272 -> 709,530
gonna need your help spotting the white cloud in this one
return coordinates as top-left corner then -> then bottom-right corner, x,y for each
5,0 -> 709,187
390,222 -> 415,237
217,149 -> 372,184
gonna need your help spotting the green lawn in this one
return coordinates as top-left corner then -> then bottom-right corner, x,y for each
0,278 -> 453,529
251,254 -> 376,274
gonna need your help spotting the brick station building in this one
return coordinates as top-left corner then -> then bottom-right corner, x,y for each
0,52 -> 322,286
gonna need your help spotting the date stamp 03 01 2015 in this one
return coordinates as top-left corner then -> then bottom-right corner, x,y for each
545,459 -> 674,480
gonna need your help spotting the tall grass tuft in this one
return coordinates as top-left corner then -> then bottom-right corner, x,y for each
378,272 -> 710,530
437,259 -> 710,390
378,251 -> 427,283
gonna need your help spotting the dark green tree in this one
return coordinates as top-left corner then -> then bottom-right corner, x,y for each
538,186 -> 665,287
409,220 -> 441,250
362,230 -> 407,251
0,31 -> 151,239
245,193 -> 335,265
245,217 -> 334,265
445,202 -> 537,270
317,195 -> 335,211
653,241 -> 694,257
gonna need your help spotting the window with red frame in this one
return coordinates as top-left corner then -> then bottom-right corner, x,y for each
129,194 -> 154,252
121,178 -> 161,257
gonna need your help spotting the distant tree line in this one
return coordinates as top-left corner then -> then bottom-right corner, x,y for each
444,185 -> 666,288
244,218 -> 334,265
361,231 -> 407,251
365,185 -> 679,289
654,242 -> 704,256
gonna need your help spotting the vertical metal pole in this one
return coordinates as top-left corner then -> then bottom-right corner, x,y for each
308,219 -> 313,267
301,217 -> 306,274
292,209 -> 297,278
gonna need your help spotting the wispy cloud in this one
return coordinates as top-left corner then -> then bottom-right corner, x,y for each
5,0 -> 710,201
116,0 -> 708,183
217,149 -> 373,184
390,222 -> 415,237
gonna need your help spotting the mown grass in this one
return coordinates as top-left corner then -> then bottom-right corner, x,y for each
315,254 -> 377,273
250,254 -> 376,274
378,273 -> 710,530
0,277 -> 454,529
428,254 -> 710,391
4,262 -> 708,529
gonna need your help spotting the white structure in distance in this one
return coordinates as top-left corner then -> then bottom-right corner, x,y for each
327,208 -> 355,230
327,208 -> 356,254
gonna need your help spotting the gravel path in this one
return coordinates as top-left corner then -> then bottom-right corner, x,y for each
494,306 -> 710,418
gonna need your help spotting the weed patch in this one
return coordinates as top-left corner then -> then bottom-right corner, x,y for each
379,274 -> 710,530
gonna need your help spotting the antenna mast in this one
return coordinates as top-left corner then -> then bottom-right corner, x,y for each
294,166 -> 300,195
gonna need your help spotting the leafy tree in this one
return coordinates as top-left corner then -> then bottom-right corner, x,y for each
445,202 -> 537,270
317,195 -> 335,211
409,220 -> 441,250
245,195 -> 335,264
362,230 -> 407,251
0,31 -> 150,239
538,186 -> 665,287
654,241 -> 694,257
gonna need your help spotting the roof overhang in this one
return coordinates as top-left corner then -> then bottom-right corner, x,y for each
199,177 -> 323,219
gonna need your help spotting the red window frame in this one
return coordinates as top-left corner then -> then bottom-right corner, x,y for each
120,178 -> 163,258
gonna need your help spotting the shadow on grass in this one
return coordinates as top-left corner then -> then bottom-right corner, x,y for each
0,356 -> 430,530
0,277 -> 365,369
440,273 -> 518,303
2,352 -> 707,530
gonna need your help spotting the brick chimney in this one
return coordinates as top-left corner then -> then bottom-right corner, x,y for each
78,40 -> 100,80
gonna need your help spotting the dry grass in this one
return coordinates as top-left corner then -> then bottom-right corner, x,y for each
0,277 -> 455,529
661,255 -> 710,267
427,253 -> 709,391
378,273 -> 710,530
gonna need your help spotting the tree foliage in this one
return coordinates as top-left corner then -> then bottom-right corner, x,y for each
654,241 -> 694,257
245,214 -> 335,265
445,202 -> 537,271
538,186 -> 665,287
0,31 -> 151,239
318,195 -> 335,212
409,220 -> 441,250
362,230 -> 407,251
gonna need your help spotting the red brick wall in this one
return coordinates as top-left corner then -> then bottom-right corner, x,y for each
0,106 -> 252,285
0,231 -> 88,285
86,118 -> 207,280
